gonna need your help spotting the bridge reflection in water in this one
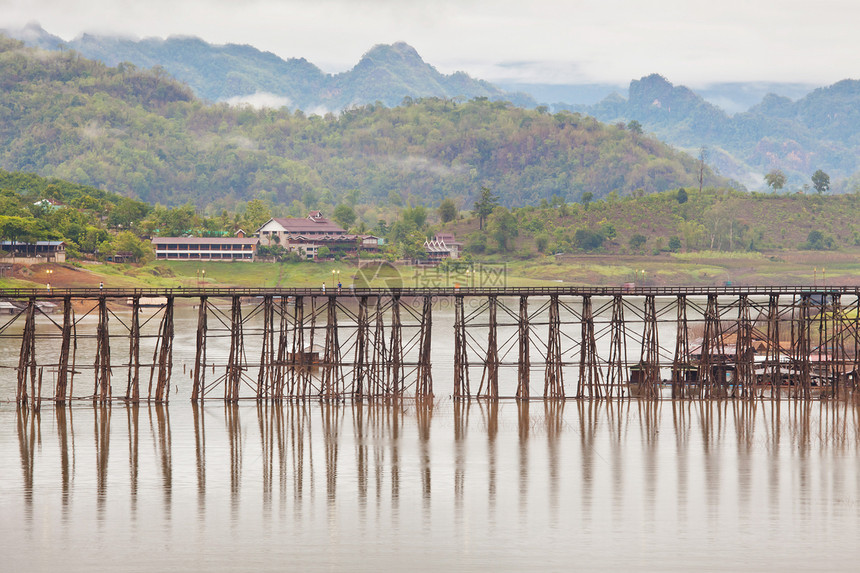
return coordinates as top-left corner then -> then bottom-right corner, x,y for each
3,286 -> 860,404
7,399 -> 860,570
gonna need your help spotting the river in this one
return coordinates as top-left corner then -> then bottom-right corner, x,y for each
2,398 -> 859,571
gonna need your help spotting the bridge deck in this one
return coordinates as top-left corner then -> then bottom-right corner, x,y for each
0,285 -> 855,299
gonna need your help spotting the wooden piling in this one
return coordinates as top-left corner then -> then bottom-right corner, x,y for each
17,298 -> 36,406
607,296 -> 627,398
416,295 -> 433,397
544,295 -> 564,398
127,296 -> 141,402
577,295 -> 601,398
454,295 -> 470,399
639,295 -> 660,400
55,296 -> 73,404
93,296 -> 111,404
152,296 -> 174,403
516,296 -> 530,400
479,295 -> 499,398
191,297 -> 207,402
225,296 -> 244,402
388,295 -> 404,396
320,296 -> 342,399
671,295 -> 690,399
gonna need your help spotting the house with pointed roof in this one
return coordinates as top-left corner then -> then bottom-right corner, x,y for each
257,211 -> 347,244
423,233 -> 462,263
256,211 -> 376,259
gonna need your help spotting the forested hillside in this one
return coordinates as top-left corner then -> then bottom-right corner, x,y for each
564,74 -> 860,188
442,187 -> 860,261
0,36 -> 724,210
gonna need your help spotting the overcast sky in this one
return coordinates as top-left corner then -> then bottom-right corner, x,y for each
1,0 -> 857,86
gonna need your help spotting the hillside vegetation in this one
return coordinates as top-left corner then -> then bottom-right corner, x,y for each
441,187 -> 860,261
565,74 -> 860,188
0,36 -> 724,211
4,168 -> 860,290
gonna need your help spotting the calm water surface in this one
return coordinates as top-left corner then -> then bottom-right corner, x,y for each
2,399 -> 859,571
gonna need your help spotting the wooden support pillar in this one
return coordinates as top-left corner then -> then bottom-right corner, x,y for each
852,295 -> 860,394
826,294 -> 844,398
370,296 -> 387,397
191,297 -> 207,402
152,296 -> 174,403
516,296 -> 530,400
671,295 -> 690,399
734,295 -> 754,398
256,295 -> 275,401
607,296 -> 627,398
127,296 -> 141,402
93,296 -> 111,404
544,295 -> 564,399
353,296 -> 370,398
416,296 -> 433,397
272,296 -> 290,401
320,296 -> 342,399
290,296 -> 309,397
55,296 -> 74,404
388,295 -> 404,396
765,294 -> 781,396
791,295 -> 812,399
639,295 -> 660,400
698,294 -> 724,399
225,296 -> 244,402
577,295 -> 601,398
17,298 -> 37,406
479,295 -> 499,398
454,295 -> 470,399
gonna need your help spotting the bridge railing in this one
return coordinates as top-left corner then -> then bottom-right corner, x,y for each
0,284 -> 856,299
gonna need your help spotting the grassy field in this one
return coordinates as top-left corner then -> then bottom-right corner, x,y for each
3,248 -> 859,291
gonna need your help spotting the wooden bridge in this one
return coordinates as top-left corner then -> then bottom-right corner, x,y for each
4,285 -> 860,406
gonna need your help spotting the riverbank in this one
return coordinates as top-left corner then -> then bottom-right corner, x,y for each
0,248 -> 857,291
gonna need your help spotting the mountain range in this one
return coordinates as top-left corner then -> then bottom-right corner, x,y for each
0,35 -> 722,209
4,23 -> 860,190
561,74 -> 860,189
4,23 -> 534,111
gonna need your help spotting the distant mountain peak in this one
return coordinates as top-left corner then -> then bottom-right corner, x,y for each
357,42 -> 429,71
1,29 -> 534,109
364,42 -> 422,59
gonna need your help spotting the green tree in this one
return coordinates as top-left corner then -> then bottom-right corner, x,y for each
333,204 -> 357,229
629,234 -> 647,250
401,206 -> 428,228
811,170 -> 830,195
487,206 -> 518,251
243,199 -> 271,232
602,223 -> 616,240
668,235 -> 682,252
581,192 -> 594,210
574,228 -> 604,251
676,188 -> 688,203
627,120 -> 643,135
438,198 -> 457,223
473,186 -> 499,230
804,230 -> 833,250
697,146 -> 709,194
113,231 -> 150,262
764,169 -> 787,191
